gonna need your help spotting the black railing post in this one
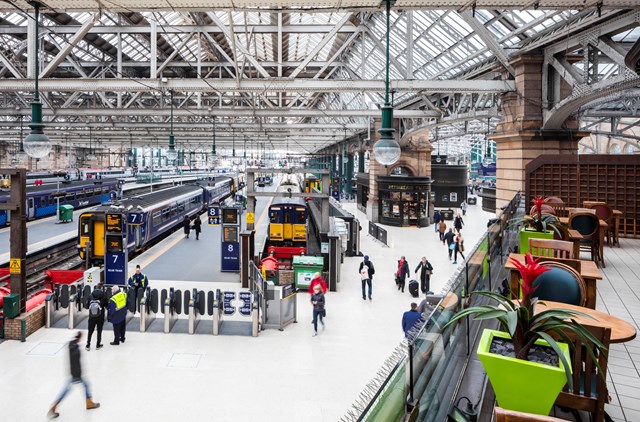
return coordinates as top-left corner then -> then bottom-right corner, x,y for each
409,342 -> 414,403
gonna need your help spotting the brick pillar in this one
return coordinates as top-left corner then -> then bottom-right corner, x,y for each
492,55 -> 588,212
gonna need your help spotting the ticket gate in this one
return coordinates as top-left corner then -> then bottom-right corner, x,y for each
187,288 -> 206,335
139,288 -> 159,332
210,289 -> 222,335
67,284 -> 86,329
161,288 -> 182,333
45,285 -> 67,328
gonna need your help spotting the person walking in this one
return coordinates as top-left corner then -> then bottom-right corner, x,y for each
107,286 -> 127,346
460,200 -> 468,216
443,228 -> 455,261
454,211 -> 465,232
453,230 -> 465,264
414,257 -> 434,295
438,219 -> 447,243
401,303 -> 423,338
310,284 -> 325,337
47,332 -> 100,419
193,217 -> 202,240
396,256 -> 410,293
433,210 -> 442,234
183,215 -> 191,239
86,284 -> 107,351
358,255 -> 375,300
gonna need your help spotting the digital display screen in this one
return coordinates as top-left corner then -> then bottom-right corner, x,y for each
223,226 -> 238,242
106,213 -> 123,232
105,234 -> 124,253
222,208 -> 239,225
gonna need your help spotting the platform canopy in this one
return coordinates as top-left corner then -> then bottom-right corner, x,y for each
0,0 -> 638,158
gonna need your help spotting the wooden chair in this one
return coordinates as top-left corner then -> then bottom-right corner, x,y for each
568,212 -> 600,264
495,407 -> 566,422
590,204 -> 614,246
545,197 -> 567,218
531,261 -> 587,307
529,204 -> 555,216
555,325 -> 612,422
529,238 -> 575,259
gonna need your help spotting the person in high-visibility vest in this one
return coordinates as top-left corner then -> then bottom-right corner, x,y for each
107,286 -> 128,346
127,265 -> 149,290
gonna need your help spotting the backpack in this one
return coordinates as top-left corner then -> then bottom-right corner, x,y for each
360,264 -> 369,280
89,299 -> 102,318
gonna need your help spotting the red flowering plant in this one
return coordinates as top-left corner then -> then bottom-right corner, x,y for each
510,196 -> 562,234
445,253 -> 606,388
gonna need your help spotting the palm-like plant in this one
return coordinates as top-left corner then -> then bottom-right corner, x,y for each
446,253 -> 606,389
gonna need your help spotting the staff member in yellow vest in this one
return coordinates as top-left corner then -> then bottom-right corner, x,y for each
107,286 -> 128,346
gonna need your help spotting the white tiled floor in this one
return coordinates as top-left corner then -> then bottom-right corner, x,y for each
0,201 -> 493,421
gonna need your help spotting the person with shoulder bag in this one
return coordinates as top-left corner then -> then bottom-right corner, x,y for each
453,230 -> 465,264
358,255 -> 375,301
396,256 -> 410,293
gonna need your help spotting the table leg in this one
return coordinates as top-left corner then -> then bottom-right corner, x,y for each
572,241 -> 580,260
599,226 -> 606,268
614,215 -> 620,247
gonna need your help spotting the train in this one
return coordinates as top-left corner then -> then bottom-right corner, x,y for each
78,176 -> 236,265
266,176 -> 308,260
303,175 -> 322,193
0,179 -> 120,227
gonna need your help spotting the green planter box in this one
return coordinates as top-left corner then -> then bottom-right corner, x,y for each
519,228 -> 554,254
478,329 -> 571,415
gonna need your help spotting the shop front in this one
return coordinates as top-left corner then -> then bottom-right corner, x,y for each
377,176 -> 432,227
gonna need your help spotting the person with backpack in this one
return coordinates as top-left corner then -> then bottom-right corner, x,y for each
86,284 -> 107,351
358,255 -> 375,301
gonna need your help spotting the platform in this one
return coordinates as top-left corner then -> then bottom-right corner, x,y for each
1,199 -> 503,422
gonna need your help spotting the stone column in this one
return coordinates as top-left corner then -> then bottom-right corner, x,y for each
491,55 -> 588,212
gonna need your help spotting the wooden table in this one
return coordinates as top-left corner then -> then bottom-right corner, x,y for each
533,301 -> 637,343
505,253 -> 603,309
559,216 -> 608,268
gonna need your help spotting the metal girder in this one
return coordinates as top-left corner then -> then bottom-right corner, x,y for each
0,78 -> 514,93
459,10 -> 515,77
40,14 -> 97,78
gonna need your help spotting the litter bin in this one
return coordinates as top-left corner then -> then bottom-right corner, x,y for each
3,293 -> 20,318
292,256 -> 324,290
58,204 -> 74,222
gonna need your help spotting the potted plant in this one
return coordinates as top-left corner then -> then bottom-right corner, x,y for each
513,196 -> 563,253
446,254 -> 605,415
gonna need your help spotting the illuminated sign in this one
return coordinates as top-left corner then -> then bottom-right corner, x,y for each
106,213 -> 123,232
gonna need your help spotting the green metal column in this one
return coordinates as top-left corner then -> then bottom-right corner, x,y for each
345,153 -> 354,196
358,151 -> 365,173
338,151 -> 344,194
157,148 -> 161,166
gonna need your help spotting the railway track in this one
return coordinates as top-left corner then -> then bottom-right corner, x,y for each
0,238 -> 83,294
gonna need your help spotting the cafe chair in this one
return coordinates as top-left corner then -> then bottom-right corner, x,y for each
529,238 -> 575,259
590,204 -> 614,247
555,325 -> 612,422
531,261 -> 587,307
495,407 -> 566,422
545,197 -> 568,218
529,204 -> 555,216
568,212 -> 600,265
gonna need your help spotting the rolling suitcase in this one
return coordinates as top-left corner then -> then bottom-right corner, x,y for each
408,279 -> 419,298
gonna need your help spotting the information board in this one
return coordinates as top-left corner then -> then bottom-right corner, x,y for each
223,291 -> 236,316
222,207 -> 240,225
105,234 -> 124,254
106,213 -> 123,232
223,226 -> 238,242
221,241 -> 240,272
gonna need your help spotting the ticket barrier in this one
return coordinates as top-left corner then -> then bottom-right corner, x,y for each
187,288 -> 206,335
67,283 -> 86,329
139,288 -> 159,332
210,289 -> 222,336
45,284 -> 68,328
161,287 -> 182,333
264,282 -> 297,331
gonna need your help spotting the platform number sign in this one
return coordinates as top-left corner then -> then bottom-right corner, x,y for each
208,206 -> 220,225
221,241 -> 240,272
127,212 -> 144,225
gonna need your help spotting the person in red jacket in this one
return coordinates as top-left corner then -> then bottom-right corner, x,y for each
308,272 -> 327,294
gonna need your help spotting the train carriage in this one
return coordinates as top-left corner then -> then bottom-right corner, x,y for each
266,177 -> 308,261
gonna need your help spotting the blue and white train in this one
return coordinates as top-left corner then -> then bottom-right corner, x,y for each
78,176 -> 236,265
0,179 -> 120,227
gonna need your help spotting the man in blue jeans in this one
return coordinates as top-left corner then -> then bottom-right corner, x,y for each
358,255 -> 375,300
48,332 -> 100,418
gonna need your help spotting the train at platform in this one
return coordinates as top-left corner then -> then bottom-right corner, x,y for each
265,176 -> 308,262
0,179 -> 120,227
78,176 -> 236,265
